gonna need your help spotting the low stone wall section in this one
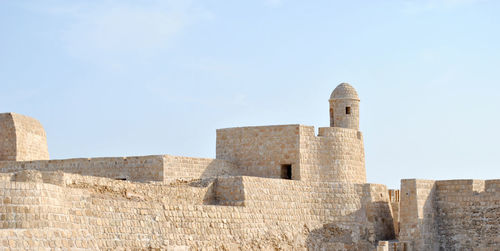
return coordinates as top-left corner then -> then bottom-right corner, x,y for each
0,154 -> 239,183
0,155 -> 165,182
163,155 -> 239,181
0,171 -> 395,250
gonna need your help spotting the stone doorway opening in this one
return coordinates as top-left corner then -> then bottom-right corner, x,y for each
280,164 -> 292,179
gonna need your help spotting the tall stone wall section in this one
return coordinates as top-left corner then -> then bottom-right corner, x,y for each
298,126 -> 366,183
216,125 -> 301,179
399,179 -> 438,250
0,113 -> 49,161
399,179 -> 499,250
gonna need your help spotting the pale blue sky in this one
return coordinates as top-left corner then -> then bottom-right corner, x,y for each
1,0 -> 499,188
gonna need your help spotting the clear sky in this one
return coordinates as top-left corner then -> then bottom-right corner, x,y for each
1,0 -> 499,188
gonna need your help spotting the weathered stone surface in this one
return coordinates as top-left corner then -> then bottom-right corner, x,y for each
399,179 -> 499,250
0,83 -> 497,250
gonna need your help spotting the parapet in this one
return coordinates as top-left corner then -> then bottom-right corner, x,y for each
0,113 -> 49,161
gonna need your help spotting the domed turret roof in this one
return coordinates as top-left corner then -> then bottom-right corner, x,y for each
330,83 -> 359,100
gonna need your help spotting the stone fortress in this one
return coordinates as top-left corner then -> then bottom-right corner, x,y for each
0,83 -> 497,250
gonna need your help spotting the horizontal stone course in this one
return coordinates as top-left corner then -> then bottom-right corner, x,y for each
399,179 -> 499,250
0,171 -> 394,250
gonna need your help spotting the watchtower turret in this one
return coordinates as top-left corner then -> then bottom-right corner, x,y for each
329,83 -> 360,130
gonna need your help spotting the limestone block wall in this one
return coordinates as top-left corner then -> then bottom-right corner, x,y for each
399,179 -> 438,251
218,176 -> 395,245
399,179 -> 499,250
0,228 -> 97,250
0,171 -> 222,249
0,155 -> 165,182
362,184 -> 395,241
434,179 -> 500,250
0,113 -> 49,161
216,125 -> 301,179
0,181 -> 71,229
0,154 -> 240,183
298,126 -> 366,183
213,176 -> 244,206
216,125 -> 366,183
0,171 -> 395,250
163,155 -> 239,181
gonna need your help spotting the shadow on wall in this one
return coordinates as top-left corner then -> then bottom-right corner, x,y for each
365,201 -> 396,241
186,178 -> 220,205
306,201 -> 395,250
423,186 -> 439,251
362,184 -> 396,241
190,176 -> 245,206
399,180 -> 438,251
306,221 -> 373,250
198,159 -> 242,179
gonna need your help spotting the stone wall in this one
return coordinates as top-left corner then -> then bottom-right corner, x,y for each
0,171 -> 395,250
0,155 -> 165,182
0,113 -> 49,161
388,189 -> 400,237
216,125 -> 301,179
213,176 -> 244,206
298,126 -> 366,183
0,181 -> 74,229
399,179 -> 500,250
434,179 -> 500,250
399,179 -> 438,250
216,125 -> 366,183
0,155 -> 238,183
362,184 -> 395,241
163,155 -> 239,181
